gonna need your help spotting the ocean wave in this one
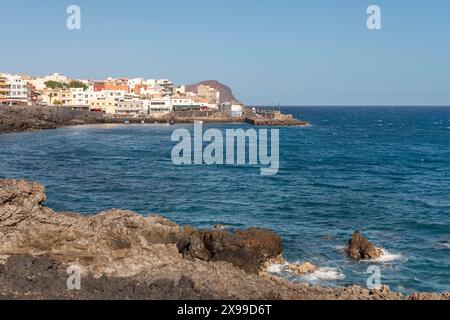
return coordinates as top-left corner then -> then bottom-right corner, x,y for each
369,248 -> 403,262
265,262 -> 345,282
265,263 -> 288,274
302,267 -> 345,281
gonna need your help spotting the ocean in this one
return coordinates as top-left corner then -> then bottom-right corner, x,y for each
1,106 -> 449,293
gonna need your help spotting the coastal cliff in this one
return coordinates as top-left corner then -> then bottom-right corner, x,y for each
0,179 -> 448,300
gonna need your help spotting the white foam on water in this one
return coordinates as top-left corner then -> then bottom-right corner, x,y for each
370,249 -> 403,262
266,261 -> 346,285
266,263 -> 288,274
302,267 -> 345,281
214,225 -> 230,230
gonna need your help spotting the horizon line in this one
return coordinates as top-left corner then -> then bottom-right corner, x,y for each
256,105 -> 450,107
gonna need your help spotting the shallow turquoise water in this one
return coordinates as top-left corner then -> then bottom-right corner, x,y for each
1,106 -> 449,293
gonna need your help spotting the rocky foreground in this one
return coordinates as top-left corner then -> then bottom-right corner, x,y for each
0,179 -> 448,300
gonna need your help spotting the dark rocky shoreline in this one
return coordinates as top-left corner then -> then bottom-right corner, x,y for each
0,105 -> 307,135
0,106 -> 107,134
0,179 -> 448,300
0,106 -> 236,134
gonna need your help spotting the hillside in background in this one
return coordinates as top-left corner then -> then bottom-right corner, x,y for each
185,80 -> 239,104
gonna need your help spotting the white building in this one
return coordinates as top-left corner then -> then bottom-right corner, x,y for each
70,88 -> 90,107
223,102 -> 244,117
128,78 -> 144,93
155,79 -> 174,97
171,97 -> 193,107
175,85 -> 186,95
0,73 -> 29,105
147,97 -> 172,115
100,90 -> 126,107
117,100 -> 143,115
144,79 -> 157,87
139,86 -> 161,96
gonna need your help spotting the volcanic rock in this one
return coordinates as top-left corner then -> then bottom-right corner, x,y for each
0,179 -> 281,276
346,231 -> 383,261
288,262 -> 318,275
0,106 -> 105,134
0,179 -> 448,300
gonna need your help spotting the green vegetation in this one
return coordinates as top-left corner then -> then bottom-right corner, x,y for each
45,80 -> 88,91
68,80 -> 88,90
44,81 -> 65,89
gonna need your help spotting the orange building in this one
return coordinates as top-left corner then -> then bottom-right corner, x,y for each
134,84 -> 141,95
104,82 -> 129,92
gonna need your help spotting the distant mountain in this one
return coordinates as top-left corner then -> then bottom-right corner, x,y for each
185,80 -> 239,104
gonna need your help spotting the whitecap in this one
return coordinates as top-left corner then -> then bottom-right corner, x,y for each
302,267 -> 345,281
441,243 -> 450,250
370,249 -> 403,262
212,225 -> 230,230
266,263 -> 288,274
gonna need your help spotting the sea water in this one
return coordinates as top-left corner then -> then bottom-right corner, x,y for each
1,106 -> 449,293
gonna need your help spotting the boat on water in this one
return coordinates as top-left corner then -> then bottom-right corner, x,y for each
124,118 -> 130,124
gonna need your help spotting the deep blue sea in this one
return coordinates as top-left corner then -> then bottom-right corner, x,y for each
1,106 -> 449,293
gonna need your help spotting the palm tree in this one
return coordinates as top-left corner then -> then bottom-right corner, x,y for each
49,92 -> 56,105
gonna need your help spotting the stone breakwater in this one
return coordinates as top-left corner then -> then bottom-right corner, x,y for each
0,179 -> 448,300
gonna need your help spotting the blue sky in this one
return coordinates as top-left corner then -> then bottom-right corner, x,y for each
1,0 -> 449,105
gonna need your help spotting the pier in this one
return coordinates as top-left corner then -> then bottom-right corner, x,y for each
244,108 -> 309,126
103,107 -> 309,127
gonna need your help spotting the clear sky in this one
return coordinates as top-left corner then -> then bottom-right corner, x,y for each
1,0 -> 449,105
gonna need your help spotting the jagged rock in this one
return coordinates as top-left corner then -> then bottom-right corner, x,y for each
346,231 -> 383,261
0,180 -> 188,276
1,179 -> 448,300
288,262 -> 318,275
204,228 -> 283,273
0,179 -> 281,276
407,292 -> 450,300
178,226 -> 283,273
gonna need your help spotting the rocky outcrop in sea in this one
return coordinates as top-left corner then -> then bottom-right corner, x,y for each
346,230 -> 383,261
0,179 -> 448,300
